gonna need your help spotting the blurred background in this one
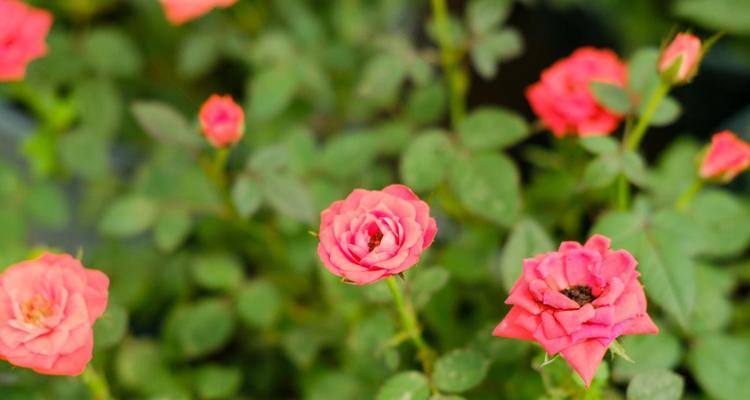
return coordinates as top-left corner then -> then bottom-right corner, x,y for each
1,0 -> 749,399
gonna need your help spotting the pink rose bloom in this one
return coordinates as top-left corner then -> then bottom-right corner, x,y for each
317,184 -> 438,285
160,0 -> 237,25
0,253 -> 109,376
0,0 -> 53,81
493,235 -> 658,386
526,47 -> 628,137
700,130 -> 750,182
199,94 -> 245,148
659,33 -> 701,83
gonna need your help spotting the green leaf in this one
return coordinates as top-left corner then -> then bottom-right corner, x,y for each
318,131 -> 379,179
153,208 -> 192,253
307,371 -> 363,400
590,81 -> 631,114
99,195 -> 158,237
231,176 -> 264,219
406,82 -> 447,125
673,0 -> 750,35
177,299 -> 235,359
498,218 -> 553,292
84,28 -> 142,77
412,267 -> 450,309
688,335 -> 750,400
622,151 -> 649,187
433,349 -> 489,393
376,371 -> 430,400
236,279 -> 282,328
688,190 -> 750,257
579,136 -> 619,155
260,173 -> 315,223
131,101 -> 203,149
450,153 -> 521,227
59,128 -> 110,180
627,48 -> 660,96
358,53 -> 406,107
583,155 -> 621,189
400,130 -> 454,192
613,333 -> 683,382
626,370 -> 684,400
458,107 -> 528,151
467,0 -> 511,34
688,264 -> 734,334
93,303 -> 128,351
470,29 -> 523,79
195,365 -> 242,400
591,211 -> 695,327
192,253 -> 244,292
648,96 -> 681,127
73,78 -> 122,137
178,32 -> 220,79
248,65 -> 299,120
115,339 -> 187,396
25,183 -> 69,229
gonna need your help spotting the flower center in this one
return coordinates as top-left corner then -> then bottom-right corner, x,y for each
560,285 -> 596,306
368,231 -> 384,252
20,295 -> 53,327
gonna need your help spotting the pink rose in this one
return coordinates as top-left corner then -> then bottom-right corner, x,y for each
493,235 -> 658,386
526,47 -> 627,137
199,94 -> 245,148
160,0 -> 237,25
317,184 -> 438,285
0,0 -> 52,81
659,33 -> 702,83
700,130 -> 750,182
0,253 -> 109,376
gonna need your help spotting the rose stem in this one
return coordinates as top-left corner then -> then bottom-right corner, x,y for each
431,0 -> 467,128
385,276 -> 437,376
616,79 -> 672,210
675,176 -> 704,211
81,365 -> 114,400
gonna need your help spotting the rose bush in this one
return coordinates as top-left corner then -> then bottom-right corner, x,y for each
1,0 -> 749,399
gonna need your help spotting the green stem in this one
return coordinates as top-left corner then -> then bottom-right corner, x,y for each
626,80 -> 671,151
81,366 -> 113,400
615,80 -> 672,210
430,0 -> 467,127
385,276 -> 436,375
675,177 -> 703,211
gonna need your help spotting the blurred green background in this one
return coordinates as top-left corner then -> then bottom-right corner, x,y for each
1,0 -> 749,399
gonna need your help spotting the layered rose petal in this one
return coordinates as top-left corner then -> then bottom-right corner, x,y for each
526,47 -> 627,137
0,0 -> 52,81
160,0 -> 237,25
0,253 -> 109,376
493,234 -> 657,386
199,94 -> 245,148
700,130 -> 750,182
317,184 -> 437,285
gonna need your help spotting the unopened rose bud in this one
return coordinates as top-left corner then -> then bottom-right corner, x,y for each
199,94 -> 245,148
659,33 -> 702,84
700,130 -> 750,182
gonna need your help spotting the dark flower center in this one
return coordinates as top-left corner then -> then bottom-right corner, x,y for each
560,285 -> 596,306
368,231 -> 384,252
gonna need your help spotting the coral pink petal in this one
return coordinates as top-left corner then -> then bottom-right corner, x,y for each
560,340 -> 608,387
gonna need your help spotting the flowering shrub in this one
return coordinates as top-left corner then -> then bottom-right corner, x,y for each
1,0 -> 750,399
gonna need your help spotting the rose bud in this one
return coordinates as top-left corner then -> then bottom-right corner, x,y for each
0,253 -> 109,376
160,0 -> 237,25
658,33 -> 702,84
494,235 -> 658,386
0,0 -> 52,81
526,47 -> 627,137
700,130 -> 750,182
317,184 -> 438,285
199,94 -> 245,148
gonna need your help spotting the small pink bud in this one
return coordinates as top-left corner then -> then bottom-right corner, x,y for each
659,33 -> 702,83
0,0 -> 52,81
160,0 -> 237,25
199,94 -> 245,148
700,130 -> 750,182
